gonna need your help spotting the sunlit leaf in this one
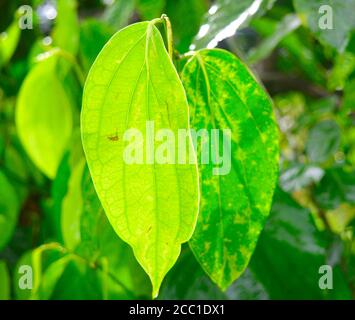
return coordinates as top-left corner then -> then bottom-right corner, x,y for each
81,21 -> 199,297
181,48 -> 279,290
16,55 -> 73,178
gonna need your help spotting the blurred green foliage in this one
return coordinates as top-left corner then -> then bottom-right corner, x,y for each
0,0 -> 354,299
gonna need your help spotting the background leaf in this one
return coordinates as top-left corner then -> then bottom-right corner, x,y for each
52,0 -> 80,55
0,171 -> 19,251
248,189 -> 352,299
16,55 -> 73,178
192,0 -> 275,49
293,0 -> 355,52
306,120 -> 341,164
0,260 -> 10,299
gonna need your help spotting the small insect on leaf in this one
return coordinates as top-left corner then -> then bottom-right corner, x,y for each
107,135 -> 119,142
107,129 -> 119,141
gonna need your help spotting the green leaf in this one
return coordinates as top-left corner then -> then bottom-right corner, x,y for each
16,54 -> 73,178
192,0 -> 275,50
249,189 -> 352,299
52,0 -> 80,55
0,170 -> 19,251
293,0 -> 355,52
0,261 -> 10,300
306,120 -> 340,163
81,21 -> 199,297
247,14 -> 301,64
0,17 -> 21,68
315,168 -> 355,210
181,49 -> 279,290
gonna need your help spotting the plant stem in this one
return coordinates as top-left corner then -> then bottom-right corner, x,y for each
161,14 -> 173,60
150,15 -> 174,60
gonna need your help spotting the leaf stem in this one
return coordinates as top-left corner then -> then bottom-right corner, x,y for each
150,14 -> 174,60
161,14 -> 173,60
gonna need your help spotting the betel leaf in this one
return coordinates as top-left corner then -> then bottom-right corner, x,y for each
0,170 -> 19,251
81,21 -> 199,297
181,49 -> 279,290
306,120 -> 340,164
293,0 -> 355,52
16,54 -> 73,179
192,0 -> 275,50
